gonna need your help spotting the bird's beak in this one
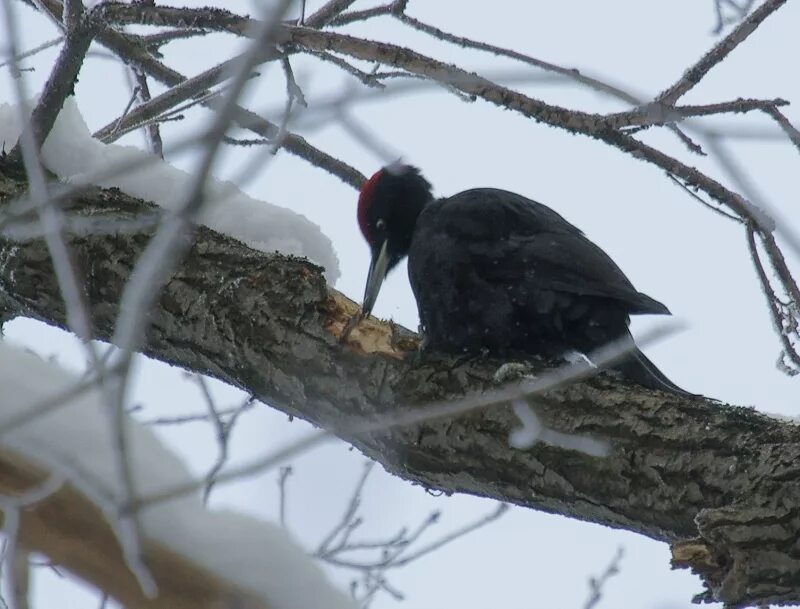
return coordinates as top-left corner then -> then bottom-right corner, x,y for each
361,239 -> 390,317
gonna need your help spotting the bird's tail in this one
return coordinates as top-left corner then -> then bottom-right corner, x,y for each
613,347 -> 696,397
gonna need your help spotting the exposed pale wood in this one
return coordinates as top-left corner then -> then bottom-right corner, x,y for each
0,448 -> 271,609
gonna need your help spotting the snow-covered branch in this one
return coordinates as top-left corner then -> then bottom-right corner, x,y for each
0,342 -> 354,609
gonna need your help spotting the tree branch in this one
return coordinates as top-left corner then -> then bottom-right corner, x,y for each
656,0 -> 787,105
2,158 -> 800,607
283,25 -> 775,228
9,2 -> 95,153
0,448 -> 274,609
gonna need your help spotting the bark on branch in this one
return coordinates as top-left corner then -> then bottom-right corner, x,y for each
1,158 -> 800,608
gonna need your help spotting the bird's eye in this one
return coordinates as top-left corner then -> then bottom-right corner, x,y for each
376,219 -> 386,230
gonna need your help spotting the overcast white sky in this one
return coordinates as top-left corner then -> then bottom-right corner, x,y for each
2,0 -> 799,607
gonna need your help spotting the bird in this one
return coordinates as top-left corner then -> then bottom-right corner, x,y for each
357,162 -> 691,396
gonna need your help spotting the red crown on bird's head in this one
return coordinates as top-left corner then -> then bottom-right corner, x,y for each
357,168 -> 384,245
357,161 -> 418,245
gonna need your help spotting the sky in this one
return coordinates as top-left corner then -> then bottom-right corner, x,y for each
2,0 -> 799,608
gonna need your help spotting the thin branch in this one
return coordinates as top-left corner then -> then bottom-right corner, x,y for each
336,109 -> 399,162
140,28 -> 211,49
132,69 -> 163,158
395,8 -> 640,105
604,97 -> 789,130
329,3 -> 397,27
760,230 -> 800,311
0,366 -> 124,439
278,466 -> 292,528
304,0 -> 359,28
304,49 -> 386,88
107,1 -> 297,468
0,35 -> 63,70
317,461 -> 375,556
142,400 -> 254,426
270,55 -> 307,154
93,51 -> 260,143
10,4 -> 95,153
583,547 -> 625,609
745,226 -> 800,371
386,503 -> 509,569
108,84 -> 141,140
667,173 -> 744,223
195,377 -> 254,502
94,3 -> 252,36
712,0 -> 758,34
762,105 -> 800,154
656,0 -> 786,105
284,25 -> 776,228
79,9 -> 366,187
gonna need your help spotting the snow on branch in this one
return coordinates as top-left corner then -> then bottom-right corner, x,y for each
0,341 -> 354,609
0,99 -> 340,281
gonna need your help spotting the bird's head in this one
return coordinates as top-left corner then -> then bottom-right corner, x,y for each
357,162 -> 433,317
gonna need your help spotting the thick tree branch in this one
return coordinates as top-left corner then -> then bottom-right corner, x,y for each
2,159 -> 800,608
0,448 -> 274,609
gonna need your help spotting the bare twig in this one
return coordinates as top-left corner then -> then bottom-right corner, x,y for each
745,226 -> 800,372
329,3 -> 397,27
132,69 -> 163,158
270,55 -> 307,154
304,49 -> 386,88
197,376 -> 229,503
305,0 -> 359,28
667,174 -> 744,223
109,84 -> 142,139
94,51 -> 261,142
109,0 -> 295,381
141,28 -> 211,49
712,0 -> 758,34
337,110 -> 399,162
583,547 -> 625,609
395,8 -> 640,105
283,25 -> 776,228
0,365 -> 124,439
0,35 -> 63,70
318,461 -> 375,556
657,0 -> 786,105
278,466 -> 292,528
604,97 -> 789,130
84,18 -> 366,187
385,503 -> 508,569
195,377 -> 255,502
142,399 -> 255,426
762,104 -> 800,154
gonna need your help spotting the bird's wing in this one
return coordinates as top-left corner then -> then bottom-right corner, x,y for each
434,189 -> 669,314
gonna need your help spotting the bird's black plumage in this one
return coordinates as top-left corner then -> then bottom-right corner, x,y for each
357,164 -> 690,395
